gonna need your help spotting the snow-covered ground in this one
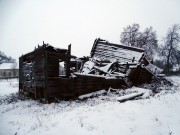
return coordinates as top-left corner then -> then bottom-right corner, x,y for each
0,77 -> 180,135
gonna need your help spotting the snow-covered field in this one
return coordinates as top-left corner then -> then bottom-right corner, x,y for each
0,77 -> 180,135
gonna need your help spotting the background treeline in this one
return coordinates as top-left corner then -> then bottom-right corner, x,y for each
0,51 -> 16,64
120,24 -> 180,75
1,24 -> 180,75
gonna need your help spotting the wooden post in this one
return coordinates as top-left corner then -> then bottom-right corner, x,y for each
132,57 -> 135,62
44,50 -> 48,100
19,57 -> 21,93
68,44 -> 71,55
66,44 -> 71,78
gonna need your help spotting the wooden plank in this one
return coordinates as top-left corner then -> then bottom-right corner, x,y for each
47,51 -> 71,60
117,92 -> 144,102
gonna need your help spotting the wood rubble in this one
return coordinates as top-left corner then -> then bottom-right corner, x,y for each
77,38 -> 163,86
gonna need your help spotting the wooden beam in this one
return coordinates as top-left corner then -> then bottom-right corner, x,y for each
117,92 -> 143,102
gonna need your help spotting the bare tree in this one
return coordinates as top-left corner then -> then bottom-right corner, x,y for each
162,24 -> 180,73
120,23 -> 140,47
0,51 -> 15,63
138,27 -> 158,56
174,50 -> 180,69
120,24 -> 158,58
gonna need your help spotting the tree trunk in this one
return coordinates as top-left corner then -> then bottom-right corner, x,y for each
167,55 -> 170,73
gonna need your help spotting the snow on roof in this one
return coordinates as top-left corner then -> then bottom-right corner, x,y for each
0,63 -> 18,69
91,39 -> 144,63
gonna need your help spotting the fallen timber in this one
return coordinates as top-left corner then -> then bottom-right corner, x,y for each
19,39 -> 163,101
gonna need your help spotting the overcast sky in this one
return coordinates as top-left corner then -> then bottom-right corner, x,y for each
0,0 -> 180,61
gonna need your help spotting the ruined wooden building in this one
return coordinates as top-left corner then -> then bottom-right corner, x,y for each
19,39 -> 162,100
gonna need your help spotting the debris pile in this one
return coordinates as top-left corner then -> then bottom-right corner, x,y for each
75,38 -> 163,87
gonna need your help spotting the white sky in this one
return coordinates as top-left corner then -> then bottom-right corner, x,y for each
0,0 -> 180,61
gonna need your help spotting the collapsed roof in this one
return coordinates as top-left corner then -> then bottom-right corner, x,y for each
78,38 -> 163,86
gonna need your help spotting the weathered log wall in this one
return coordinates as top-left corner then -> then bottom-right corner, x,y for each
73,74 -> 125,97
47,77 -> 74,98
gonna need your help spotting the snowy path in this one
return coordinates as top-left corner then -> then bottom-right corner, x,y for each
0,77 -> 180,135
